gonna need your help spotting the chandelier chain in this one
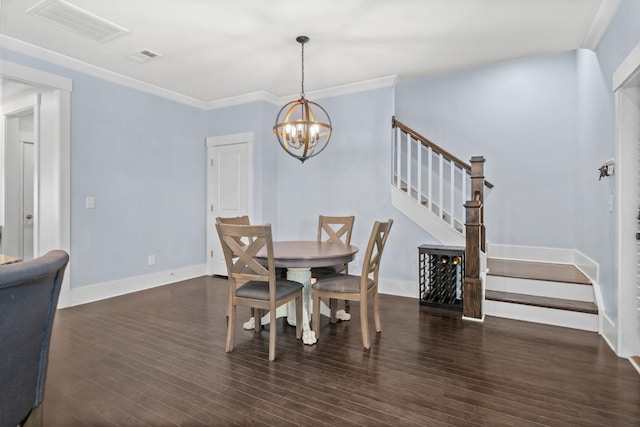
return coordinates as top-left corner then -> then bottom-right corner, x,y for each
300,41 -> 305,98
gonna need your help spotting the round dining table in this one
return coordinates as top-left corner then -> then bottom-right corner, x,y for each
251,240 -> 359,345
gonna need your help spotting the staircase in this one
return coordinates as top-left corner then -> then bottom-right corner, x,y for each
391,117 -> 600,331
484,259 -> 598,331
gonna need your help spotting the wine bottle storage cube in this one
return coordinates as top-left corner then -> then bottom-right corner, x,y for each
418,245 -> 464,311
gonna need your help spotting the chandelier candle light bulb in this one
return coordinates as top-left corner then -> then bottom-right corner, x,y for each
274,35 -> 332,163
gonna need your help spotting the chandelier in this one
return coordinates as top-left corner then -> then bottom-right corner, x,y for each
273,36 -> 332,163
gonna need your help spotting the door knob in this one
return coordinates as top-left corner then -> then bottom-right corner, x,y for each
26,214 -> 33,219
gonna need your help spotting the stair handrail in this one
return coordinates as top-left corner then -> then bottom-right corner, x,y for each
391,117 -> 487,320
392,117 -> 494,189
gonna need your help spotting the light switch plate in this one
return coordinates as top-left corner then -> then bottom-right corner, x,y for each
85,196 -> 95,209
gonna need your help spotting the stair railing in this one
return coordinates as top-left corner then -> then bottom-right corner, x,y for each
392,117 -> 491,320
392,117 -> 492,234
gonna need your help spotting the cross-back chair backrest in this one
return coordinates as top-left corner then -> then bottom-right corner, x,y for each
317,215 -> 355,244
216,223 -> 276,293
360,219 -> 394,287
217,216 -> 252,248
216,215 -> 250,225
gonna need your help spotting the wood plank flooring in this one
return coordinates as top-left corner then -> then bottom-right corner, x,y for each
43,276 -> 640,426
487,259 -> 591,284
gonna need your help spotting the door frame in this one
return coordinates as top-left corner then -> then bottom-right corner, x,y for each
205,132 -> 254,276
614,41 -> 640,358
1,61 -> 72,306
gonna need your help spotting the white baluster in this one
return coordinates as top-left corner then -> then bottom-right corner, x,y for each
417,142 -> 422,205
449,160 -> 455,227
438,154 -> 444,218
427,146 -> 432,211
395,127 -> 401,188
407,133 -> 412,199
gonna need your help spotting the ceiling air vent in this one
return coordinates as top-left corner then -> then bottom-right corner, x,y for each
28,0 -> 129,42
127,49 -> 162,64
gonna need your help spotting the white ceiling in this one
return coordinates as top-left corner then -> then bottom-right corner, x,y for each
0,0 -> 620,104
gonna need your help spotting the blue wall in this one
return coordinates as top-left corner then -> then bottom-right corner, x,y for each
586,0 -> 640,318
4,0 -> 640,312
275,87 -> 438,287
2,49 -> 208,288
396,51 -> 580,249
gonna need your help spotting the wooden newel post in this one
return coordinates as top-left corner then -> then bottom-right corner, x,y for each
470,156 -> 486,252
463,199 -> 483,319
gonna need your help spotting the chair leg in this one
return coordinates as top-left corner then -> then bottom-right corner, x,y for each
268,309 -> 277,361
312,292 -> 321,340
345,300 -> 350,313
360,297 -> 370,349
253,308 -> 262,332
296,295 -> 302,339
330,298 -> 337,323
226,305 -> 235,353
373,291 -> 381,333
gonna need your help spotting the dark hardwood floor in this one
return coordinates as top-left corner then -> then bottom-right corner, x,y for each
43,276 -> 640,426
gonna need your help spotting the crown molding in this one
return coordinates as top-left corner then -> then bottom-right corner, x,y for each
0,59 -> 72,91
298,74 -> 398,101
204,90 -> 280,110
0,35 -> 208,109
2,35 -> 397,111
581,0 -> 622,50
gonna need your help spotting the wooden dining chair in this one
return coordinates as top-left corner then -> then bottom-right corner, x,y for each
311,215 -> 355,317
216,223 -> 303,361
312,219 -> 393,349
217,216 -> 287,281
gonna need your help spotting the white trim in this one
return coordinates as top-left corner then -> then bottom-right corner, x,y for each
1,62 -> 72,307
630,356 -> 640,374
613,41 -> 640,358
602,313 -> 617,353
1,36 -> 205,109
3,36 -> 397,110
487,243 -> 575,264
485,300 -> 599,331
62,264 -> 207,308
613,40 -> 640,90
205,91 -> 280,110
0,59 -> 72,91
205,132 -> 254,276
287,75 -> 398,102
462,315 -> 485,322
487,244 -> 599,282
485,275 -> 595,302
205,131 -> 254,147
581,0 -> 622,50
391,185 -> 465,247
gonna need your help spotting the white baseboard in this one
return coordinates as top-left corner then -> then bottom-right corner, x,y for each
602,313 -> 617,353
485,275 -> 595,302
487,244 -> 599,284
485,299 -> 599,332
61,263 -> 207,308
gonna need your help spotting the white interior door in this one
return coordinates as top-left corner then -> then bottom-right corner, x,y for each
615,51 -> 640,359
206,132 -> 253,275
22,140 -> 35,260
2,98 -> 38,260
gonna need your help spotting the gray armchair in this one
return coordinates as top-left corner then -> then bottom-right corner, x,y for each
0,250 -> 69,427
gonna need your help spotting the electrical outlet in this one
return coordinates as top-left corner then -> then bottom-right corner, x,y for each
148,255 -> 155,265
